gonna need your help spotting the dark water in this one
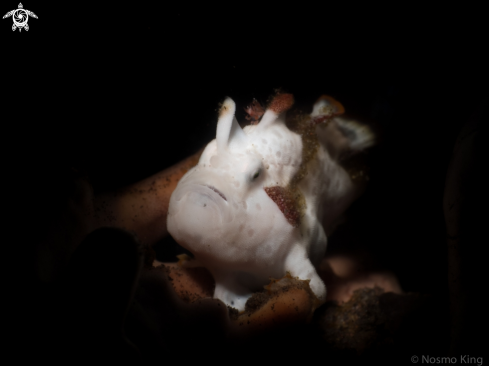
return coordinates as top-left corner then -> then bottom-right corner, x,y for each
3,2 -> 487,361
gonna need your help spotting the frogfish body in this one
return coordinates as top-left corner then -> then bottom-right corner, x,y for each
167,93 -> 374,311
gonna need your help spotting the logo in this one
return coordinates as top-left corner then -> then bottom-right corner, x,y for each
3,3 -> 37,32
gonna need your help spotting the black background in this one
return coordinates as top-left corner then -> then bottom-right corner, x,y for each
3,2 -> 487,305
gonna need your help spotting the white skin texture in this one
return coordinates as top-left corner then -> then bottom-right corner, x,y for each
167,96 -> 374,311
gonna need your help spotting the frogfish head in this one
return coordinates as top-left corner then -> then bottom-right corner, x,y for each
167,94 -> 301,262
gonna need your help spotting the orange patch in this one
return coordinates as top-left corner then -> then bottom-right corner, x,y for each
315,95 -> 345,115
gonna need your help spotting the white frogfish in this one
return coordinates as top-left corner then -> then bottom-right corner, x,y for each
167,93 -> 374,311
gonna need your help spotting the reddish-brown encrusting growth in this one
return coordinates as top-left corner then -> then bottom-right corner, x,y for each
264,186 -> 301,228
268,93 -> 295,114
244,99 -> 265,125
263,95 -> 346,229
